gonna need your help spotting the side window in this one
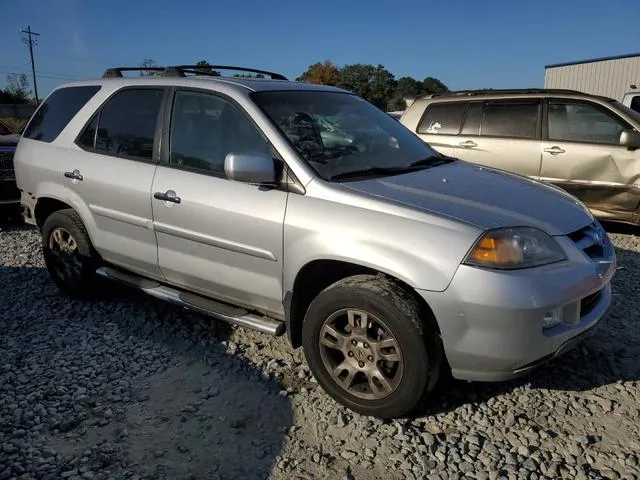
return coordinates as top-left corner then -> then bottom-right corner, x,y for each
92,88 -> 164,160
461,103 -> 483,135
481,101 -> 539,139
548,101 -> 627,144
416,103 -> 466,135
629,96 -> 640,114
23,85 -> 101,143
77,115 -> 97,149
169,90 -> 271,175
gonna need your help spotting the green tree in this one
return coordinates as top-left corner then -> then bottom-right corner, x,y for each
195,60 -> 220,76
338,64 -> 396,110
297,60 -> 340,86
2,74 -> 31,103
421,76 -> 449,94
388,76 -> 422,110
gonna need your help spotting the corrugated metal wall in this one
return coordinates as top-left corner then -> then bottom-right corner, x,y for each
544,56 -> 640,101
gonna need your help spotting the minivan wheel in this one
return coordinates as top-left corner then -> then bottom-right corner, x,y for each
302,274 -> 442,419
42,209 -> 103,298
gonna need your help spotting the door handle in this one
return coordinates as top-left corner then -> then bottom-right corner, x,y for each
154,190 -> 181,204
543,146 -> 566,155
459,140 -> 478,148
64,169 -> 83,181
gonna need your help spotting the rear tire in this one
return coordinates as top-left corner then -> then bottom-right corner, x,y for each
302,274 -> 443,419
41,209 -> 104,298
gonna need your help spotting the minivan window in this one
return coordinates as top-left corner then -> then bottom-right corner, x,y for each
93,88 -> 164,160
23,85 -> 101,143
416,103 -> 466,135
482,101 -> 538,139
548,101 -> 626,145
461,103 -> 483,135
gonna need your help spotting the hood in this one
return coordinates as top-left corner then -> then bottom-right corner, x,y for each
341,160 -> 594,236
0,133 -> 20,147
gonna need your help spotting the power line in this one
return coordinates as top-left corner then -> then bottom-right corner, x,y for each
0,69 -> 90,81
21,26 -> 40,103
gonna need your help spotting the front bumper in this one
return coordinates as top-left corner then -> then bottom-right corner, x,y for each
419,227 -> 616,382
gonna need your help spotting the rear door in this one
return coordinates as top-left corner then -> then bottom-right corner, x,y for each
68,86 -> 167,278
454,99 -> 543,180
540,98 -> 640,219
150,88 -> 288,316
412,101 -> 466,157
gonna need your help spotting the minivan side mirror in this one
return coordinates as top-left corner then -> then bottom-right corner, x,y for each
619,129 -> 640,149
224,152 -> 278,184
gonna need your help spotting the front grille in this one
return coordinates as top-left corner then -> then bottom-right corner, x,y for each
0,151 -> 14,170
0,180 -> 20,201
580,290 -> 602,317
568,222 -> 605,259
0,170 -> 15,181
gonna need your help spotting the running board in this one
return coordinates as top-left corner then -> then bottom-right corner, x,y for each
95,267 -> 285,336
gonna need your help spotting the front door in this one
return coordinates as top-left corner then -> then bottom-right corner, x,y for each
540,99 -> 640,219
151,89 -> 288,316
66,86 -> 166,279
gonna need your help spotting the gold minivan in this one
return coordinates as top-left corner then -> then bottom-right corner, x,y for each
400,89 -> 640,226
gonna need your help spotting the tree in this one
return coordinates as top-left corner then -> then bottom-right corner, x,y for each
421,76 -> 449,94
2,74 -> 31,103
139,58 -> 162,76
297,60 -> 340,86
195,60 -> 220,76
337,64 -> 396,110
388,76 -> 422,110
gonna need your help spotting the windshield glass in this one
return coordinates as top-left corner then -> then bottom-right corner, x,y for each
0,122 -> 12,136
252,91 -> 444,180
612,100 -> 640,123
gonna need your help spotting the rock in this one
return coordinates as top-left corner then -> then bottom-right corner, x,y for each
341,450 -> 357,460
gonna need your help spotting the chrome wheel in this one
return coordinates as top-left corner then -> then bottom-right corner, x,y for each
318,308 -> 403,400
48,227 -> 82,283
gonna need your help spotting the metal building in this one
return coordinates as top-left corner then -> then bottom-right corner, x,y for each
544,52 -> 640,101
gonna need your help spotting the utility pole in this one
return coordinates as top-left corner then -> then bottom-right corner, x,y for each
21,25 -> 40,104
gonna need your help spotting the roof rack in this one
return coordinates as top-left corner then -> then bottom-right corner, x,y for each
422,88 -> 588,99
102,67 -> 166,78
102,64 -> 288,81
163,64 -> 288,80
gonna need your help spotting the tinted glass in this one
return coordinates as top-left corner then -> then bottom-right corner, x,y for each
548,102 -> 626,144
95,88 -> 163,159
630,96 -> 640,114
23,85 -> 101,142
77,115 -> 97,148
170,90 -> 271,174
461,103 -> 482,135
0,122 -> 12,136
253,91 -> 442,181
482,102 -> 538,138
417,103 -> 466,135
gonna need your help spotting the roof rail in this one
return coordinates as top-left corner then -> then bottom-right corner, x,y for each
102,67 -> 165,78
421,88 -> 588,99
162,65 -> 288,81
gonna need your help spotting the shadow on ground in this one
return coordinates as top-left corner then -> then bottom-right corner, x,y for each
0,255 -> 294,479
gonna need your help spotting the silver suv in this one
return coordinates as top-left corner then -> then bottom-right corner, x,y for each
14,65 -> 616,419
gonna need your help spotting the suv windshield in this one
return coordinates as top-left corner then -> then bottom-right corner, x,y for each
252,91 -> 447,180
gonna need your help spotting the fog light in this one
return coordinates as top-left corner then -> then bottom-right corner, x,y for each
542,308 -> 563,329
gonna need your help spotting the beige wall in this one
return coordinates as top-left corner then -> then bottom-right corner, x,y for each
544,56 -> 640,101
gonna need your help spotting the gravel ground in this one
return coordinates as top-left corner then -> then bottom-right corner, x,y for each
1,222 -> 639,480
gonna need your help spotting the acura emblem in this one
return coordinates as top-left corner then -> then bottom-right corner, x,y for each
592,229 -> 604,247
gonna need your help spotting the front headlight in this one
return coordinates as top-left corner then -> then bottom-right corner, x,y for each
463,227 -> 567,270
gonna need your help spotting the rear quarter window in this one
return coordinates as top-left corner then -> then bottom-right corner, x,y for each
416,102 -> 466,135
23,85 -> 101,143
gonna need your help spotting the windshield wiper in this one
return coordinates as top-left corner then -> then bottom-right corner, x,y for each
408,155 -> 455,168
329,166 -> 412,181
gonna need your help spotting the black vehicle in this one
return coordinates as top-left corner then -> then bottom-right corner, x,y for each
0,120 -> 22,222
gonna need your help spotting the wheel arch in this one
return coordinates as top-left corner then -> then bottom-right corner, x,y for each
284,258 -> 440,349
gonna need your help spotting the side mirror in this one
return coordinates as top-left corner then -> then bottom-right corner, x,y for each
619,129 -> 640,149
224,152 -> 278,184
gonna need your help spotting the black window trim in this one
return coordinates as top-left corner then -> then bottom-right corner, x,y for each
415,101 -> 469,136
73,85 -> 169,165
159,86 -> 293,192
543,97 -> 634,147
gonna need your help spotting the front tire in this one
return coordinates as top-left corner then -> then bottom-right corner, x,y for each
41,209 -> 103,298
302,274 -> 443,419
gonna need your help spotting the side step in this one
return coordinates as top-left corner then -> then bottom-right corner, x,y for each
96,267 -> 285,336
